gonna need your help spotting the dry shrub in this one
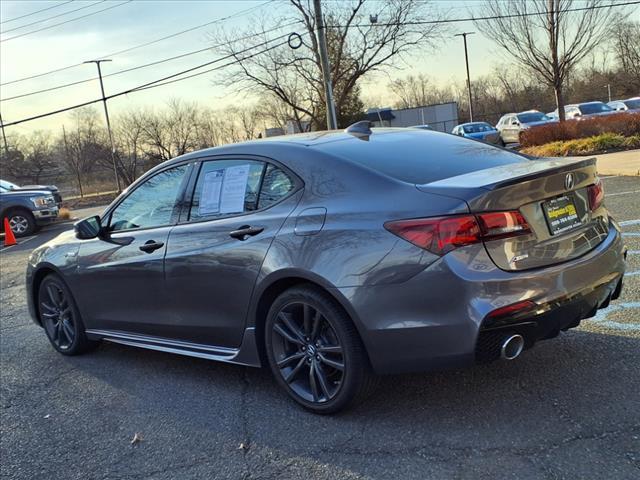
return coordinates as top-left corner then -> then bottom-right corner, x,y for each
520,112 -> 640,147
521,133 -> 640,157
57,208 -> 71,220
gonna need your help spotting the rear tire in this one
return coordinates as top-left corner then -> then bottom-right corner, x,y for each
5,208 -> 36,237
37,274 -> 99,355
265,285 -> 377,414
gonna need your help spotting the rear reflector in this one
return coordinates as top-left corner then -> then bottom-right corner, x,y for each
588,179 -> 604,210
384,211 -> 530,255
487,300 -> 536,320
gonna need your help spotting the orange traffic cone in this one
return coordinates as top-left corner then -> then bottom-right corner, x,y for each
3,217 -> 17,247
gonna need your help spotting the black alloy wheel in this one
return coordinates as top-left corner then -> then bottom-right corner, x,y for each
271,301 -> 345,403
38,274 -> 98,355
265,286 -> 377,414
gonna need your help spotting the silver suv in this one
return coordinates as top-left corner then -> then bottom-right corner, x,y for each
496,110 -> 554,144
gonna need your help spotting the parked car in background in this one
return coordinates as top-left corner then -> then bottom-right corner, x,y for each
452,122 -> 503,146
26,126 -> 625,413
496,110 -> 554,144
410,124 -> 433,130
0,189 -> 59,237
550,101 -> 616,120
0,179 -> 63,207
607,97 -> 640,112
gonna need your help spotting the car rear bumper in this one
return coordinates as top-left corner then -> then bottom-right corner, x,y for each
336,221 -> 626,374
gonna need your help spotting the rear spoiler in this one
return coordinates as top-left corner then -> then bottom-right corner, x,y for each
418,157 -> 596,192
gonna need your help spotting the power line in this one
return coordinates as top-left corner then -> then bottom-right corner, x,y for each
0,0 -> 74,25
0,0 -> 133,43
1,0 -> 106,35
0,0 -> 276,85
330,0 -> 640,28
1,31 -> 306,127
0,21 -> 300,102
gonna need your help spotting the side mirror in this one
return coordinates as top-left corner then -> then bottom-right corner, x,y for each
74,215 -> 102,239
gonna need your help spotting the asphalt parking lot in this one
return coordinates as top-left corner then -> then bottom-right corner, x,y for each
1,176 -> 639,480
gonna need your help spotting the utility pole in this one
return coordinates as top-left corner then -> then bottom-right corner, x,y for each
0,112 -> 9,159
84,59 -> 121,191
454,32 -> 475,122
605,84 -> 612,102
313,0 -> 337,130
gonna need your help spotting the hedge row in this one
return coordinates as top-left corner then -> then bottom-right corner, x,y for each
521,133 -> 640,157
520,112 -> 640,147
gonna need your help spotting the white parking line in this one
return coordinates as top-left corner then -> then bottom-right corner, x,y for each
619,219 -> 640,226
625,271 -> 639,276
607,190 -> 640,197
591,302 -> 640,332
628,250 -> 640,255
0,235 -> 37,252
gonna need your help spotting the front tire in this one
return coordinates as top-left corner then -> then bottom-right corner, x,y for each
265,285 -> 376,414
5,208 -> 37,237
38,274 -> 99,355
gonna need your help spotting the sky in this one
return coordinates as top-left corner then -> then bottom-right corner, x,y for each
0,0 -> 637,136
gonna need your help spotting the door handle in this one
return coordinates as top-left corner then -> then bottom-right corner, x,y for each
139,240 -> 165,253
229,225 -> 264,241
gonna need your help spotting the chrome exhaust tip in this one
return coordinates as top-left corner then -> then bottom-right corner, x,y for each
500,334 -> 524,361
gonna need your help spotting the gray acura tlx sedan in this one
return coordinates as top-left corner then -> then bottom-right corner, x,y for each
27,126 -> 626,413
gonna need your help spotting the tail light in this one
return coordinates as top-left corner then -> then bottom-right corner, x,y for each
588,179 -> 604,210
384,211 -> 531,256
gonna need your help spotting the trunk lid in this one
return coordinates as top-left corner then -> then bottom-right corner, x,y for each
417,157 -> 609,271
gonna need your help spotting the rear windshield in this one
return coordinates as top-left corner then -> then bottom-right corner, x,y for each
315,131 -> 527,184
517,112 -> 549,123
579,102 -> 612,114
624,99 -> 640,109
463,123 -> 493,133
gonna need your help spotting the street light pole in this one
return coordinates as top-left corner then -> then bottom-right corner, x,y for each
605,84 -> 612,102
84,59 -> 121,192
454,32 -> 475,122
313,0 -> 338,130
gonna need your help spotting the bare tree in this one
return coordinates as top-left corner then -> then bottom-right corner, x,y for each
140,99 -> 200,163
388,74 -> 453,109
211,0 -> 446,129
475,0 -> 619,121
114,110 -> 146,185
21,131 -> 57,183
611,20 -> 640,90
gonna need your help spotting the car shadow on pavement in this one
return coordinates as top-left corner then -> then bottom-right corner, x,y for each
6,326 -> 638,479
72,328 -> 638,432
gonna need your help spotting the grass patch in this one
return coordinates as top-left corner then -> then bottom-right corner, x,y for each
521,133 -> 640,157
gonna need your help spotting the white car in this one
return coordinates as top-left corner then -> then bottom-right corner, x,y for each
607,97 -> 640,112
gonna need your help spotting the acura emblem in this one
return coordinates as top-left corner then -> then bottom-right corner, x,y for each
564,173 -> 575,191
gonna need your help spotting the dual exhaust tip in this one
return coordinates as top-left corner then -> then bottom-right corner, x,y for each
500,334 -> 525,361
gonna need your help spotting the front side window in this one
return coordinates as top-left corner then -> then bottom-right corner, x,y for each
109,164 -> 189,232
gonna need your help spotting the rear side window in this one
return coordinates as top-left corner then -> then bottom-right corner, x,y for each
189,160 -> 296,221
258,164 -> 294,209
